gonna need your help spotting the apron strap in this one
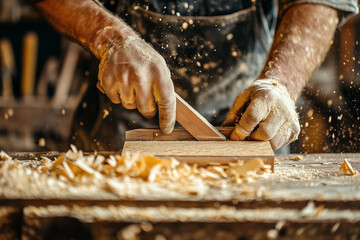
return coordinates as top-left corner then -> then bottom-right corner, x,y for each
252,0 -> 277,52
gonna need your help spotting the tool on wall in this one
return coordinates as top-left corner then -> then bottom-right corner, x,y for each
52,42 -> 81,106
21,31 -> 38,99
0,38 -> 15,100
36,57 -> 59,99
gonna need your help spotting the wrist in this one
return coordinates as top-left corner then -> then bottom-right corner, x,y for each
255,75 -> 300,102
91,22 -> 139,59
253,78 -> 296,105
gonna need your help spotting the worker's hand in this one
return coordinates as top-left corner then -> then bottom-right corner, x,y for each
222,79 -> 300,150
96,36 -> 176,134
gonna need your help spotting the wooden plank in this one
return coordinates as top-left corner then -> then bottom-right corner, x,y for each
122,140 -> 274,169
0,152 -> 356,207
123,141 -> 274,158
125,126 -> 234,141
2,153 -> 360,208
176,94 -> 226,141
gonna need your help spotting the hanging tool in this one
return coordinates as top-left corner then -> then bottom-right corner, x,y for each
36,57 -> 59,98
0,38 -> 15,100
52,42 -> 81,106
21,31 -> 38,98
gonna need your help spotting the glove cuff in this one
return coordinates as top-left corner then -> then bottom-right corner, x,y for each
252,78 -> 295,105
91,23 -> 140,59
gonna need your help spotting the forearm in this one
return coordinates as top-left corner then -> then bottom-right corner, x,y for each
259,4 -> 338,101
34,0 -> 137,59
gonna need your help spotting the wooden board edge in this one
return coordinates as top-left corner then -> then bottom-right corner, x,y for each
125,127 -> 234,141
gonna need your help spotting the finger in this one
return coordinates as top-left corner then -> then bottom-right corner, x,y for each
96,81 -> 105,94
118,86 -> 136,109
157,93 -> 176,134
105,87 -> 121,104
135,87 -> 157,119
270,121 -> 300,150
230,123 -> 246,141
98,70 -> 122,104
250,113 -> 283,141
109,68 -> 136,109
222,87 -> 253,126
279,121 -> 300,149
231,98 -> 269,140
269,131 -> 287,150
153,81 -> 176,134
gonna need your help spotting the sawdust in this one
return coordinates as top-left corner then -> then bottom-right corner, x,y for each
0,146 -> 271,199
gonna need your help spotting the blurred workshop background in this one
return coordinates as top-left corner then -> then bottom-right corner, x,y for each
0,0 -> 359,153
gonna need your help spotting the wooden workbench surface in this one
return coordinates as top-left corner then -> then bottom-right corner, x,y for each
1,153 -> 360,239
1,153 -> 359,206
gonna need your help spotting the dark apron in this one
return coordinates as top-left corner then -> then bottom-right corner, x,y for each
70,0 -> 276,151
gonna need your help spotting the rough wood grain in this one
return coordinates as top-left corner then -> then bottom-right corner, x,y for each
1,153 -> 359,207
122,140 -> 274,168
125,127 -> 234,141
2,153 -> 360,239
176,94 -> 226,141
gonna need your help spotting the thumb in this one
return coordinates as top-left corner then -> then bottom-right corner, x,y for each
157,94 -> 176,134
222,87 -> 253,126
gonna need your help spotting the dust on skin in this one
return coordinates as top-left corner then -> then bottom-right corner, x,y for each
259,5 -> 338,102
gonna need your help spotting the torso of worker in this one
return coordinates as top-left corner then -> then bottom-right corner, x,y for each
72,0 -> 357,150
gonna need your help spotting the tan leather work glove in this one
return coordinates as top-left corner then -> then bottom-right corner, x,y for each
222,79 -> 300,150
96,36 -> 176,134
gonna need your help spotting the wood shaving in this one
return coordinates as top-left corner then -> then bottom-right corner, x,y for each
0,145 -> 271,197
293,155 -> 303,161
338,159 -> 358,176
0,151 -> 11,161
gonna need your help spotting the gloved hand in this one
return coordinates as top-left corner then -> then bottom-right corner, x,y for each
96,36 -> 176,134
222,79 -> 300,150
33,0 -> 176,134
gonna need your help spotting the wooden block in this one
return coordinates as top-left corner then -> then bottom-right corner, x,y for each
176,94 -> 226,141
126,126 -> 234,141
122,140 -> 274,170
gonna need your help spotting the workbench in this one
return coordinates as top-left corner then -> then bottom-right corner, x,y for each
0,153 -> 359,240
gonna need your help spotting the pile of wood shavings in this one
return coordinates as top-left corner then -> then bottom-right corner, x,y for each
0,146 -> 271,198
